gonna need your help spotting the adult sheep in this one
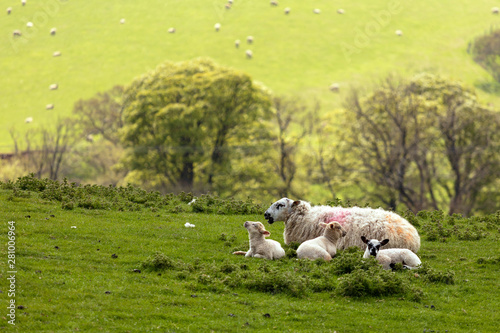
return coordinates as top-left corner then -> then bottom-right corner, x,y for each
264,198 -> 420,253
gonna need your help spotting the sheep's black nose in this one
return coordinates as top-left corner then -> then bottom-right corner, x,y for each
264,212 -> 270,219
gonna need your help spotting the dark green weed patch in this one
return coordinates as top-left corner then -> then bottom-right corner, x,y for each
1,174 -> 263,214
138,249 -> 444,301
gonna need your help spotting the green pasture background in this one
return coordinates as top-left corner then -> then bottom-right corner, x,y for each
1,0 -> 500,149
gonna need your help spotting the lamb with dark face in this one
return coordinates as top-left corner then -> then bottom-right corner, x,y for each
362,236 -> 389,257
361,236 -> 422,270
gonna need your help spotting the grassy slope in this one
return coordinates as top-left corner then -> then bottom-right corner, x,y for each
1,190 -> 499,332
1,0 -> 500,149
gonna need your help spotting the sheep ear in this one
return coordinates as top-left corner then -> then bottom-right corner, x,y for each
261,230 -> 271,237
381,239 -> 389,246
361,236 -> 368,244
319,222 -> 328,229
292,200 -> 300,208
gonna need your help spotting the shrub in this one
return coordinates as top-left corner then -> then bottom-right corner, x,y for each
476,256 -> 500,266
416,263 -> 455,284
190,194 -> 263,214
336,266 -> 410,298
16,173 -> 50,192
234,269 -> 308,297
141,252 -> 177,271
403,210 -> 421,227
330,248 -> 377,275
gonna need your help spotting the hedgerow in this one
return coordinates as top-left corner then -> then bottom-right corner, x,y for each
0,174 -> 263,214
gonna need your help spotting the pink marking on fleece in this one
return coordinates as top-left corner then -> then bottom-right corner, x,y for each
323,210 -> 351,226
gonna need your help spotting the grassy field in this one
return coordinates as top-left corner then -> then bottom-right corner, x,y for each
0,177 -> 499,332
1,0 -> 500,149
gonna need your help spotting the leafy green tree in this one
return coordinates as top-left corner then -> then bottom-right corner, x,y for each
69,85 -> 126,185
121,58 -> 272,193
271,96 -> 317,198
341,74 -> 500,215
73,85 -> 124,146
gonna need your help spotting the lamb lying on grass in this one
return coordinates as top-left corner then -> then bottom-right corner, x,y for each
297,221 -> 346,261
233,221 -> 285,260
264,198 -> 420,253
361,236 -> 422,270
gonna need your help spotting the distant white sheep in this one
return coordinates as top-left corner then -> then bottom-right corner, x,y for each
264,198 -> 420,253
313,9 -> 321,14
233,221 -> 285,260
50,28 -> 57,35
395,30 -> 403,36
297,221 -> 346,261
86,134 -> 94,143
247,35 -> 254,44
492,7 -> 499,14
284,7 -> 290,15
214,23 -> 221,32
46,104 -> 54,110
49,83 -> 58,90
337,9 -> 345,14
225,3 -> 231,10
245,50 -> 253,59
361,236 -> 422,270
235,39 -> 240,48
270,1 -> 278,6
7,7 -> 12,14
22,0 -> 26,6
13,30 -> 22,37
168,27 -> 176,33
25,117 -> 33,123
26,22 -> 33,28
329,83 -> 340,92
53,51 -> 62,57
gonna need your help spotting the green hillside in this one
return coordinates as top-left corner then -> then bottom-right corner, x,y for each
1,0 -> 499,149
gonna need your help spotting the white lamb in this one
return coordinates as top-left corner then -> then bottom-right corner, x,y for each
361,236 -> 422,270
233,221 -> 285,260
264,198 -> 420,253
297,221 -> 346,261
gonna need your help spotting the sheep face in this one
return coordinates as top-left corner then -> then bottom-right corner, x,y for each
361,236 -> 389,257
264,198 -> 294,224
244,221 -> 270,237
